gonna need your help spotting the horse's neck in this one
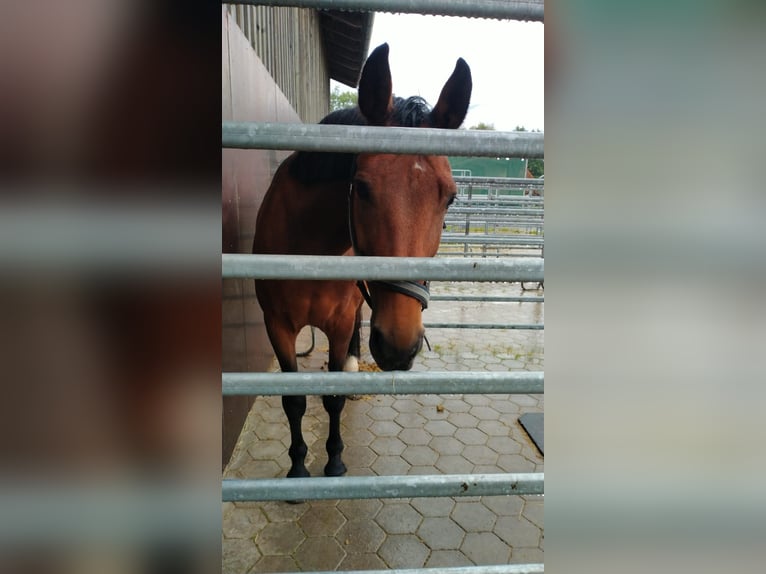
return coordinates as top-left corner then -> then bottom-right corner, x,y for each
260,173 -> 351,256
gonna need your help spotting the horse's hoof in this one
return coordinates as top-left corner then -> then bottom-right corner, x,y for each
324,461 -> 347,477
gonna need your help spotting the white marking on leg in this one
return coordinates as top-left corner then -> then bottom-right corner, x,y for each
343,356 -> 359,372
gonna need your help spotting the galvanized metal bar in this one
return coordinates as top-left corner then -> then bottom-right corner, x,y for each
454,177 -> 544,187
224,0 -> 545,22
429,295 -> 544,303
294,566 -> 544,574
448,208 -> 544,215
221,122 -> 544,158
223,254 -> 544,282
223,472 -> 544,501
223,370 -> 543,396
441,236 -> 544,245
360,320 -> 543,330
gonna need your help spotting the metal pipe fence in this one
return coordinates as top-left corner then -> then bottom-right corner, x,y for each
224,370 -> 543,396
223,5 -> 544,569
222,122 -> 545,158
224,0 -> 545,22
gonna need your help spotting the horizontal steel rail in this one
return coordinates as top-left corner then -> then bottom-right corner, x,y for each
429,295 -> 543,303
224,1 -> 544,22
454,177 -> 544,187
223,472 -> 544,501
360,320 -> 542,330
223,370 -> 543,396
441,235 -> 544,246
223,254 -> 544,282
448,207 -> 544,216
222,122 -> 544,158
269,567 -> 544,574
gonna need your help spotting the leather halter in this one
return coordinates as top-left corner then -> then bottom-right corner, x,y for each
347,179 -> 430,311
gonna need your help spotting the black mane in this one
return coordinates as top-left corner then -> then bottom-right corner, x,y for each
289,96 -> 432,184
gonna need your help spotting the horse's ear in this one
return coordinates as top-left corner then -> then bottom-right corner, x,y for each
358,43 -> 393,126
430,58 -> 472,129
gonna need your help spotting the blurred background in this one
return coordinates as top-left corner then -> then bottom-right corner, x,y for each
0,1 -> 220,573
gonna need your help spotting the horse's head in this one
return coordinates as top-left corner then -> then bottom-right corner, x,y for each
350,43 -> 472,371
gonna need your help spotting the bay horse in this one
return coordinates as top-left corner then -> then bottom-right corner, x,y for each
253,43 -> 472,479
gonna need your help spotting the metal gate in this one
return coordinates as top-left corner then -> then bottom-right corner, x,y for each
222,2 -> 544,572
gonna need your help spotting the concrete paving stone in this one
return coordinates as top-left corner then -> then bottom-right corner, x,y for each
439,398 -> 472,413
460,532 -> 511,565
462,359 -> 487,369
459,352 -> 479,359
337,519 -> 386,554
342,427 -> 374,447
420,405 -> 449,421
337,553 -> 388,570
417,516 -> 466,550
462,445 -> 499,466
344,445 -> 377,468
255,521 -> 304,556
522,499 -> 544,529
407,465 -> 440,475
463,394 -> 492,406
371,394 -> 396,407
259,500 -> 309,523
251,554 -> 298,573
410,496 -> 455,517
425,550 -> 474,568
370,436 -> 407,456
469,405 -> 501,420
371,455 -> 411,475
423,358 -> 447,369
401,445 -> 439,466
337,498 -> 382,520
415,394 -> 446,407
368,405 -> 399,421
501,359 -> 526,370
398,428 -> 432,446
375,502 -> 423,534
394,412 -> 428,428
485,363 -> 510,372
478,419 -> 512,437
222,506 -> 268,540
246,439 -> 285,461
481,495 -> 525,518
451,501 -> 497,532
424,420 -> 457,437
298,503 -> 346,537
391,398 -> 421,413
447,412 -> 479,427
369,420 -> 402,437
443,362 -> 471,371
236,459 -> 282,479
473,465 -> 502,474
478,354 -> 502,364
378,534 -> 430,568
511,546 -> 545,564
496,453 -> 537,473
494,515 -> 541,548
492,401 -> 521,414
222,538 -> 261,574
428,436 -> 464,455
435,455 -> 474,474
294,537 -> 346,571
511,394 -> 539,408
455,427 -> 489,446
253,421 -> 291,441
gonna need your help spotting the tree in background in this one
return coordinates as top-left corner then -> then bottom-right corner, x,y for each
515,126 -> 544,177
330,86 -> 358,112
470,122 -> 495,130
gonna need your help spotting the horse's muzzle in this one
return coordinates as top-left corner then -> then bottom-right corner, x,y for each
370,326 -> 423,371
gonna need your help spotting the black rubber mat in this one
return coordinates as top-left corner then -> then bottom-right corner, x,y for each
519,413 -> 544,455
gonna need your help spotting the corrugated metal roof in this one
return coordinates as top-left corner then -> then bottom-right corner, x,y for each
319,10 -> 374,88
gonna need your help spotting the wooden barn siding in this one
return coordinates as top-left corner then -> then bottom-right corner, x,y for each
226,4 -> 330,122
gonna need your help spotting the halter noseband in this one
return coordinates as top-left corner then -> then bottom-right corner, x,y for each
347,178 -> 430,311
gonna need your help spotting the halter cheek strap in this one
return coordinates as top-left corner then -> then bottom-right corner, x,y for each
347,180 -> 431,311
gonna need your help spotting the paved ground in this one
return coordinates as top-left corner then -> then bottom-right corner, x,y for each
223,281 -> 544,572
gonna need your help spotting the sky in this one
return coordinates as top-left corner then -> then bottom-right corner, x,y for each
332,13 -> 544,132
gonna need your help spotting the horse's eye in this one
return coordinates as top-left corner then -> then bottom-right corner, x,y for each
447,194 -> 457,208
355,180 -> 371,200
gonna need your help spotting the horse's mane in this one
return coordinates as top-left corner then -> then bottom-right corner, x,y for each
289,96 -> 432,184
